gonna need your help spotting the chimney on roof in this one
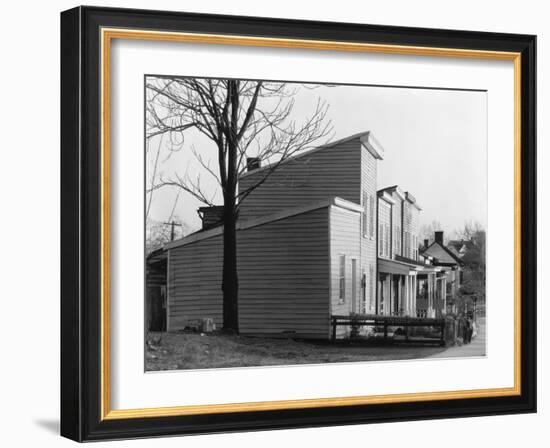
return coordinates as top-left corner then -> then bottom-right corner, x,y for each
198,206 -> 224,230
424,239 -> 429,249
246,157 -> 261,172
435,231 -> 444,245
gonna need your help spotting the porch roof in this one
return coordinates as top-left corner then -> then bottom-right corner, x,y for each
378,257 -> 417,275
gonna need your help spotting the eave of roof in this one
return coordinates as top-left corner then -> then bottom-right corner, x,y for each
379,185 -> 406,201
405,192 -> 422,211
377,190 -> 396,205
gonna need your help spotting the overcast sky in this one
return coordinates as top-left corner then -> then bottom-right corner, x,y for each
146,80 -> 487,237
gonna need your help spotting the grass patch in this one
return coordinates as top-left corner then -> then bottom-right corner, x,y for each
145,331 -> 447,371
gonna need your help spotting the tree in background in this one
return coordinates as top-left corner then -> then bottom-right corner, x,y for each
146,216 -> 193,255
455,221 -> 486,313
146,77 -> 332,333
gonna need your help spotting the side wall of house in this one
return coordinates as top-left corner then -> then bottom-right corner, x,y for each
238,139 -> 362,220
360,146 -> 378,313
329,205 -> 361,337
168,207 -> 331,338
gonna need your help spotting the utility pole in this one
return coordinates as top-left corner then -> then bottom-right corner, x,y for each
163,221 -> 183,241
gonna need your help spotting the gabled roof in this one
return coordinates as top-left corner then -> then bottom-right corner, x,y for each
240,130 -> 384,179
421,241 -> 464,266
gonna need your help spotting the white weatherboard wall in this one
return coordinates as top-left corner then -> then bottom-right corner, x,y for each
239,137 -> 363,219
168,206 -> 331,338
329,204 -> 362,335
1,2 -> 546,448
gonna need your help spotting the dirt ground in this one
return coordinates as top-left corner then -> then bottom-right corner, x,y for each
145,331 -> 447,371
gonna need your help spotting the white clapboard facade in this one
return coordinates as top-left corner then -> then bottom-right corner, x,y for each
163,131 -> 384,338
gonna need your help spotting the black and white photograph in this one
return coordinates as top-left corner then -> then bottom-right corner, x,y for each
144,76 -> 487,371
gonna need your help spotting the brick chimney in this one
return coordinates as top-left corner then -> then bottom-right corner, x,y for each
435,231 -> 444,245
424,239 -> 429,249
246,157 -> 261,172
198,206 -> 224,230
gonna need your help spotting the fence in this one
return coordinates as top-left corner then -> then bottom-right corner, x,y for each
331,314 -> 446,345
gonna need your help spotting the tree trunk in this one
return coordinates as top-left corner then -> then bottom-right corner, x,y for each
221,200 -> 239,333
221,80 -> 240,333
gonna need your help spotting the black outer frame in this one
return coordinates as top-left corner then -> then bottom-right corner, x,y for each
60,6 -> 537,442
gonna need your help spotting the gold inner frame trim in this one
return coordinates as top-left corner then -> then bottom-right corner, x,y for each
100,27 -> 522,421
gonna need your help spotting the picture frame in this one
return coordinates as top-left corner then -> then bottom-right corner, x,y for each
60,5 -> 536,442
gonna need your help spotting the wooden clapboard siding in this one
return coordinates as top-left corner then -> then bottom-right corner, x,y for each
329,205 -> 361,337
238,139 -> 362,220
360,147 -> 378,314
168,236 -> 224,331
167,207 -> 331,338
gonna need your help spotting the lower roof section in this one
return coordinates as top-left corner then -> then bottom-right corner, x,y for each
164,196 -> 363,250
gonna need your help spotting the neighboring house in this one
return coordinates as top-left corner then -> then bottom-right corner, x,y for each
164,131 -> 384,338
447,239 -> 475,259
145,248 -> 168,331
421,231 -> 464,315
415,252 -> 447,318
375,186 -> 422,317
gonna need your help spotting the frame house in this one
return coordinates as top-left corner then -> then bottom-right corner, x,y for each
163,131 -> 384,339
375,186 -> 425,317
421,231 -> 464,315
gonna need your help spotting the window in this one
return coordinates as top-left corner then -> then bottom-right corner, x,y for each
362,191 -> 368,237
369,196 -> 374,239
395,225 -> 401,254
339,255 -> 346,302
379,224 -> 384,256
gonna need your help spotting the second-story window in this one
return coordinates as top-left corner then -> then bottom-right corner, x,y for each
378,224 -> 384,256
395,225 -> 401,254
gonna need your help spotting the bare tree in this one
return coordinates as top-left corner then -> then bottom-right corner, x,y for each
454,221 -> 486,308
146,77 -> 332,333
